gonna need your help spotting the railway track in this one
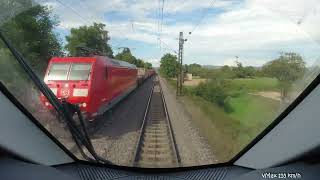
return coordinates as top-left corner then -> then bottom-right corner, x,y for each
133,76 -> 181,167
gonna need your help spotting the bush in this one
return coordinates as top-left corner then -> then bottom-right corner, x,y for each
192,79 -> 234,112
223,96 -> 234,113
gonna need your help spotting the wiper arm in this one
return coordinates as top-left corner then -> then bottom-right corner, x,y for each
0,30 -> 110,164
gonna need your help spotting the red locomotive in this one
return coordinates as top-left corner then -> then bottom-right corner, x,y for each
40,56 -> 138,121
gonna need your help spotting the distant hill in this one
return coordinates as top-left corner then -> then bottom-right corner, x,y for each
201,65 -> 222,69
201,65 -> 262,69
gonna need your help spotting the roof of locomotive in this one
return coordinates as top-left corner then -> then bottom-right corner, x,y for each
49,56 -> 137,69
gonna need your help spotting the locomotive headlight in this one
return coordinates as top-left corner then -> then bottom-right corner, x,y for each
82,103 -> 87,107
73,89 -> 88,97
50,88 -> 57,95
45,102 -> 49,106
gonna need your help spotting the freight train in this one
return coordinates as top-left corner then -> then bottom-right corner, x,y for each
40,56 -> 155,122
137,68 -> 156,85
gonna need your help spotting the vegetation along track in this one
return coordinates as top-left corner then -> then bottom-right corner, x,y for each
133,76 -> 181,167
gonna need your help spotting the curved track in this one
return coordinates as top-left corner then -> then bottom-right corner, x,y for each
133,76 -> 181,167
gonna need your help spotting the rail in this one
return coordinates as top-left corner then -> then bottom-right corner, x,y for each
133,76 -> 180,167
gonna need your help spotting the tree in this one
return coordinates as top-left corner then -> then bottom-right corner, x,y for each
114,48 -> 151,68
159,53 -> 178,78
0,1 -> 63,110
244,66 -> 257,78
193,79 -> 233,112
144,62 -> 152,69
1,3 -> 63,75
114,48 -> 137,64
233,61 -> 247,78
231,61 -> 257,78
218,65 -> 235,79
65,23 -> 113,57
135,58 -> 145,68
262,52 -> 306,100
186,63 -> 202,76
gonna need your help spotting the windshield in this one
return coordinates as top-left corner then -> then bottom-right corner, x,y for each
47,63 -> 91,81
1,0 -> 320,168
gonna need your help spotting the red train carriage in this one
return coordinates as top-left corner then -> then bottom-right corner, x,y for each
136,68 -> 156,85
137,68 -> 146,85
40,56 -> 138,121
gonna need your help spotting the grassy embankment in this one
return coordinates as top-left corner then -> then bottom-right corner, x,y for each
167,77 -> 280,162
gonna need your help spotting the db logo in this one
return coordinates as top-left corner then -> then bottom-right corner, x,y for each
61,89 -> 70,97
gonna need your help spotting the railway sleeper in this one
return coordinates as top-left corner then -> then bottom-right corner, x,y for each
140,153 -> 173,160
147,121 -> 165,125
138,161 -> 175,168
145,123 -> 167,127
142,146 -> 171,152
146,121 -> 166,125
142,143 -> 171,148
142,138 -> 170,144
142,149 -> 172,154
144,132 -> 167,137
143,134 -> 168,138
144,128 -> 167,132
145,125 -> 167,129
140,155 -> 173,162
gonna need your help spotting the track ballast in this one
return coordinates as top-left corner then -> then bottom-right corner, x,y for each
133,76 -> 180,167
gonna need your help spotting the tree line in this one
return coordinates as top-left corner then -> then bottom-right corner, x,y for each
0,2 -> 152,78
160,52 -> 306,111
65,23 -> 152,69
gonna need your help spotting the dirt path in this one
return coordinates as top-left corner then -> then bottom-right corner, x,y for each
250,91 -> 281,101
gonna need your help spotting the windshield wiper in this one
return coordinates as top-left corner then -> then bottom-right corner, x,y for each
0,29 -> 110,164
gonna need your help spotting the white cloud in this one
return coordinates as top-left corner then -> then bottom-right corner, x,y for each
145,59 -> 160,67
36,0 -> 320,66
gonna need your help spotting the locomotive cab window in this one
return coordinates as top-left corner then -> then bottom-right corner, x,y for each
69,63 -> 92,81
47,63 -> 70,81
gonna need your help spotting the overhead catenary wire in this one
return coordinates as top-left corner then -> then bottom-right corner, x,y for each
160,0 -> 165,34
157,0 -> 162,50
53,0 -> 142,53
158,38 -> 178,54
131,19 -> 135,33
54,0 -> 90,24
157,0 -> 165,57
187,0 -> 215,37
78,0 -> 135,48
161,0 -> 165,51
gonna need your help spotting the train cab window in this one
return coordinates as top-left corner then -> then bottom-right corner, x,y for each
69,63 -> 92,81
2,0 -> 320,171
47,63 -> 70,81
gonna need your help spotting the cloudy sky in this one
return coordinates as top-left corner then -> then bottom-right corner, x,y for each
36,0 -> 320,67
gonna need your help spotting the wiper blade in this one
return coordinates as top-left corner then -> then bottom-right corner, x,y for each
0,29 -> 110,164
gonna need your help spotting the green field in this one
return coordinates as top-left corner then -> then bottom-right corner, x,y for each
229,77 -> 279,92
228,94 -> 280,142
182,93 -> 280,161
165,77 -> 281,162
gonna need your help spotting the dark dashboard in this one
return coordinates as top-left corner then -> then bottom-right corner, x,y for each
1,157 -> 319,180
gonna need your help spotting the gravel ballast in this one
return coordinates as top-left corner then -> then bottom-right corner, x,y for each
89,78 -> 154,166
159,77 -> 217,166
35,76 -> 216,167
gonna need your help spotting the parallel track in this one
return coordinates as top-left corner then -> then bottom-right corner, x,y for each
133,76 -> 180,167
